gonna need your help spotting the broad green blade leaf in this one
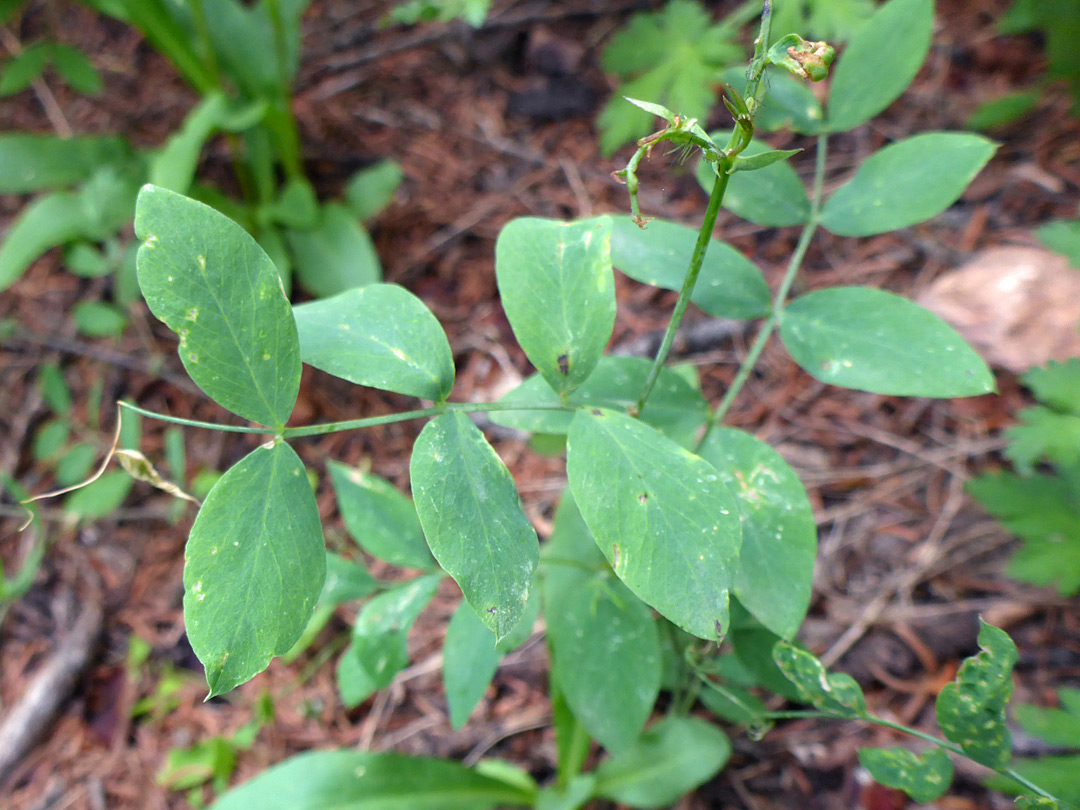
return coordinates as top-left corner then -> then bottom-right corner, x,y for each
697,427 -> 817,639
263,178 -> 318,230
936,621 -> 1018,768
990,760 -> 1076,808
592,716 -> 731,809
135,185 -> 301,428
858,747 -> 953,803
328,461 -> 434,570
150,93 -> 264,193
826,0 -> 934,132
698,677 -> 769,727
730,623 -> 803,701
773,641 -> 867,716
0,191 -> 94,291
50,44 -> 103,95
855,747 -> 950,807
320,552 -> 378,606
443,600 -> 503,729
210,749 -> 536,810
566,409 -> 742,639
351,574 -> 439,690
534,775 -> 596,810
337,643 -> 377,709
821,133 -> 997,236
722,65 -> 825,135
544,573 -> 661,753
1014,700 -> 1080,749
697,132 -> 810,227
609,215 -> 771,320
286,203 -> 381,299
779,287 -> 995,397
293,284 -> 455,401
32,420 -> 69,462
185,441 -> 325,697
56,443 -> 97,487
492,356 -> 707,448
73,301 -> 127,337
345,160 -> 403,222
0,133 -> 133,193
495,216 -> 615,396
410,412 -> 539,641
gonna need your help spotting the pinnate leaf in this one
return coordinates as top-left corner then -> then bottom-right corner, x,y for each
566,409 -> 741,640
410,412 -> 539,641
821,133 -> 997,237
857,747 -> 953,803
294,284 -> 454,401
826,0 -> 934,132
779,286 -> 995,397
697,427 -> 817,640
773,641 -> 867,717
184,441 -> 325,697
210,749 -> 536,810
135,185 -> 301,428
1038,219 -> 1080,269
1022,359 -> 1080,415
935,621 -> 1018,769
495,216 -> 615,396
609,215 -> 771,320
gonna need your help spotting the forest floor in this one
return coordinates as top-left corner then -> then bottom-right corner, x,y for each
1,0 -> 1079,808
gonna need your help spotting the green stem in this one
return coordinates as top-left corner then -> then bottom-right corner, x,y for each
698,133 -> 828,445
635,163 -> 732,412
761,710 -> 1065,805
118,400 -> 576,438
187,0 -> 223,89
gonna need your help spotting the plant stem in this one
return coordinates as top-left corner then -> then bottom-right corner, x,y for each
761,709 -> 1065,805
698,133 -> 828,445
635,165 -> 732,412
118,400 -> 576,438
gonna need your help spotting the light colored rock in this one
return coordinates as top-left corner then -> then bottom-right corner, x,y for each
917,246 -> 1080,373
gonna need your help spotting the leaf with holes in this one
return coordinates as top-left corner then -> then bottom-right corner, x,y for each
495,216 -> 615,397
294,284 -> 455,402
566,408 -> 742,640
184,441 -> 325,696
135,185 -> 301,428
858,747 -> 954,803
410,412 -> 539,641
773,641 -> 867,717
936,621 -> 1018,769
